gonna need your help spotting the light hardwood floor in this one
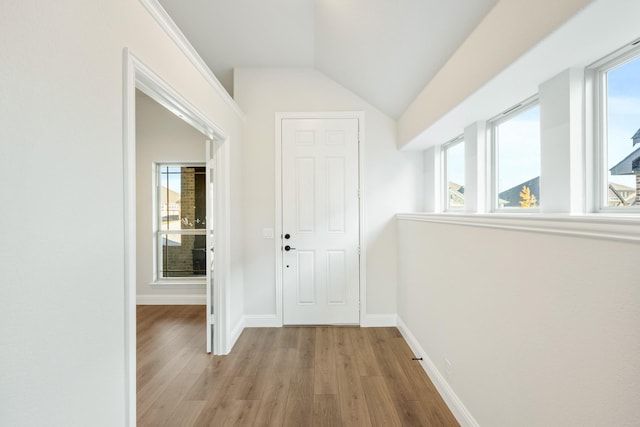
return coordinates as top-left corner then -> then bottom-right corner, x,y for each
137,305 -> 459,427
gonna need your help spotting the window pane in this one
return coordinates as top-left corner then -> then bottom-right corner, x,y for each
495,105 -> 540,209
157,164 -> 207,279
446,140 -> 465,209
160,166 -> 207,230
606,55 -> 640,207
160,232 -> 207,277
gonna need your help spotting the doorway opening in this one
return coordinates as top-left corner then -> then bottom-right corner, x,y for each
123,50 -> 230,425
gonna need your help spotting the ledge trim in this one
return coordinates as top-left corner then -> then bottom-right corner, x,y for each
397,213 -> 640,243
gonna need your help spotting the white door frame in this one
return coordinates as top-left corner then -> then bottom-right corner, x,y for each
123,49 -> 232,426
274,111 -> 367,326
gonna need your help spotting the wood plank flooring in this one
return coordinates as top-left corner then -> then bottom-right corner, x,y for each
137,305 -> 459,427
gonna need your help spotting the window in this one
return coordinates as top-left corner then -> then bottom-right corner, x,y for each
443,136 -> 465,210
156,164 -> 207,279
490,99 -> 541,210
595,48 -> 640,209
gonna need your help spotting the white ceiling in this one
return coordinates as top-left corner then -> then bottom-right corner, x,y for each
157,0 -> 497,119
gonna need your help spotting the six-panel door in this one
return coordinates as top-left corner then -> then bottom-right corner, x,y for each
282,118 -> 360,325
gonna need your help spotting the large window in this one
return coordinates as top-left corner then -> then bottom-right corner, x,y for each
596,50 -> 640,209
443,136 -> 465,210
156,164 -> 207,279
490,100 -> 541,210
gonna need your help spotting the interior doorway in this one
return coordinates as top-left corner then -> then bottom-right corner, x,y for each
135,93 -> 208,296
123,50 -> 230,425
134,91 -> 216,352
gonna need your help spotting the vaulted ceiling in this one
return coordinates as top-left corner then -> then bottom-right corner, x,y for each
157,0 -> 498,119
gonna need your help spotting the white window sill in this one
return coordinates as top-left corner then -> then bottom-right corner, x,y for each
396,212 -> 640,243
150,279 -> 206,289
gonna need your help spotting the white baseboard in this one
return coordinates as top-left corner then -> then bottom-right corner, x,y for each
244,314 -> 282,328
136,294 -> 206,305
226,316 -> 245,353
396,316 -> 479,427
361,313 -> 397,327
239,313 -> 399,329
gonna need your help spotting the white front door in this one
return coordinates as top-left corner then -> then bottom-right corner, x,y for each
281,117 -> 360,325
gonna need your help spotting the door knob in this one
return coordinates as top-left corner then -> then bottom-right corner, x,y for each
284,233 -> 291,239
284,245 -> 296,251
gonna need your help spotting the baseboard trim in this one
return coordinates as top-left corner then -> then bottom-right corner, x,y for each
396,316 -> 479,427
226,316 -> 245,353
244,314 -> 282,328
361,314 -> 397,327
239,313 -> 398,328
136,294 -> 206,305
243,314 -> 397,328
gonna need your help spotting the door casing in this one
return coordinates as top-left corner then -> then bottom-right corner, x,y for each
123,49 -> 232,425
275,111 -> 367,327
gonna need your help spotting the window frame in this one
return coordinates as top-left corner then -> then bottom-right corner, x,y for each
488,96 -> 541,213
153,162 -> 207,283
442,134 -> 465,212
589,42 -> 640,213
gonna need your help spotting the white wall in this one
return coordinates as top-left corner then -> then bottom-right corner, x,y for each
398,0 -> 591,148
399,0 -> 640,151
397,218 -> 640,426
0,1 -> 244,425
135,90 -> 206,303
395,1 -> 640,425
0,2 -> 127,426
234,68 -> 422,323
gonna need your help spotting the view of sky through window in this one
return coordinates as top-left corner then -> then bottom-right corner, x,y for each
161,166 -> 183,193
606,55 -> 640,197
496,105 -> 541,208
